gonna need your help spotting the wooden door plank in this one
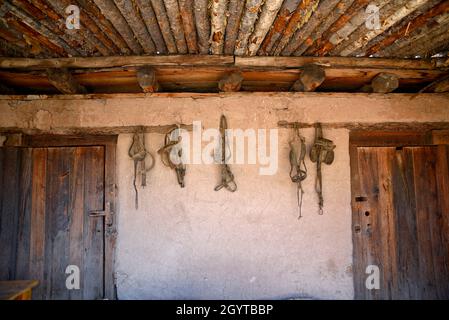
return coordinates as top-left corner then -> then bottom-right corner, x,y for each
67,148 -> 85,300
28,148 -> 47,299
83,146 -> 105,299
0,148 -> 20,280
410,147 -> 439,299
391,148 -> 421,299
376,148 -> 398,299
356,147 -> 381,300
433,146 -> 449,299
45,147 -> 73,299
15,148 -> 33,281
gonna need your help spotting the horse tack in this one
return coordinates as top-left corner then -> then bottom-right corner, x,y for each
310,123 -> 335,215
214,115 -> 237,192
128,131 -> 155,209
289,125 -> 307,219
158,126 -> 186,188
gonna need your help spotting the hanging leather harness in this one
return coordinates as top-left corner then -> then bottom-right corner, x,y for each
128,131 -> 155,209
158,126 -> 186,188
310,123 -> 335,215
289,126 -> 307,219
214,115 -> 237,192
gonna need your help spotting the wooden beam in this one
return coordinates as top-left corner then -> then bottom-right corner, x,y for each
163,0 -> 188,54
194,0 -> 210,54
218,72 -> 244,92
420,74 -> 449,93
46,68 -> 87,94
290,64 -> 325,92
93,0 -> 143,54
247,0 -> 284,56
258,0 -> 302,55
224,0 -> 246,55
210,0 -> 228,55
135,0 -> 168,54
365,0 -> 449,56
151,0 -> 178,54
234,0 -> 265,56
0,55 -> 235,69
432,130 -> 449,144
136,67 -> 160,93
235,56 -> 445,70
179,0 -> 198,54
371,73 -> 399,93
113,0 -> 156,54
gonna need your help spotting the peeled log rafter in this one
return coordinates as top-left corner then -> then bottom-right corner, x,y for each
194,0 -> 210,54
137,66 -> 160,93
224,0 -> 245,55
136,0 -> 167,54
259,0 -> 301,56
10,0 -> 89,56
290,64 -> 326,92
289,0 -> 342,56
44,0 -> 113,56
151,0 -> 178,54
272,0 -> 320,56
46,68 -> 87,94
338,0 -> 430,57
377,13 -> 449,57
163,0 -> 188,54
330,0 -> 401,56
371,73 -> 399,93
179,0 -> 199,54
218,72 -> 244,92
234,0 -> 265,56
113,0 -> 156,54
247,0 -> 284,56
93,0 -> 144,54
364,0 -> 449,56
306,0 -> 372,56
210,0 -> 228,55
4,8 -> 76,57
76,0 -> 132,55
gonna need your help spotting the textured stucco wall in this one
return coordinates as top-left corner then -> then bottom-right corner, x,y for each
1,93 -> 449,299
115,128 -> 352,300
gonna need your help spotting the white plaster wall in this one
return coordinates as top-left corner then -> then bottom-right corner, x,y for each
115,127 -> 353,300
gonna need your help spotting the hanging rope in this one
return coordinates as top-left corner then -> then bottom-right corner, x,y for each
128,131 -> 155,209
289,125 -> 307,219
310,123 -> 335,215
214,115 -> 237,192
158,126 -> 186,188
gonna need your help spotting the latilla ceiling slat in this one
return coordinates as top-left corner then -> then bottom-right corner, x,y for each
92,0 -> 144,54
163,0 -> 188,54
210,0 -> 228,55
151,0 -> 178,54
224,0 -> 245,55
272,0 -> 320,55
135,0 -> 167,54
113,0 -> 156,54
193,0 -> 210,54
179,0 -> 198,54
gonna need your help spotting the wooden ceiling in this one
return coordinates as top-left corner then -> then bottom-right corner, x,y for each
0,0 -> 449,95
0,0 -> 448,59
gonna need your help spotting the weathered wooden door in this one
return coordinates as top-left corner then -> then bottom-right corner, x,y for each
352,146 -> 449,299
0,146 -> 106,299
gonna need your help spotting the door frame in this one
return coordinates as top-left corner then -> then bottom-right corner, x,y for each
349,130 -> 448,299
22,135 -> 117,300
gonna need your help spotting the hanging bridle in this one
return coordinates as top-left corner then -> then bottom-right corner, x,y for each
289,125 -> 307,219
214,115 -> 237,192
310,123 -> 335,215
158,126 -> 186,188
128,130 -> 155,209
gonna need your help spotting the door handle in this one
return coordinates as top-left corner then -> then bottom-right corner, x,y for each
88,202 -> 114,227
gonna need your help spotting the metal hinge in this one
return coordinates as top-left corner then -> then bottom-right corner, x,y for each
89,201 -> 114,227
